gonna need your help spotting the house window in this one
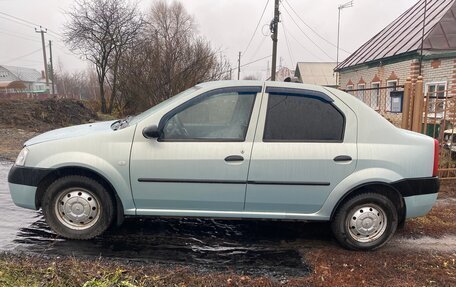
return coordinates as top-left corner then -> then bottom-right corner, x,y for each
426,82 -> 447,118
371,82 -> 380,110
346,85 -> 354,95
0,72 -> 7,78
386,80 -> 398,111
357,84 -> 365,102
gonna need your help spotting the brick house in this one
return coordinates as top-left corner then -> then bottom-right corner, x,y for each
335,0 -> 456,125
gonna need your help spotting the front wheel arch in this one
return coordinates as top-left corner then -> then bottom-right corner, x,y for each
35,166 -> 124,227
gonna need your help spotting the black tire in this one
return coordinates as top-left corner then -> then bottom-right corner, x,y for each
331,192 -> 398,251
42,175 -> 115,239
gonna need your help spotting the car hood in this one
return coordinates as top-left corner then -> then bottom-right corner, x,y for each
25,121 -> 117,146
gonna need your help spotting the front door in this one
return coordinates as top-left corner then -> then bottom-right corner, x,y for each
130,86 -> 262,213
245,87 -> 358,214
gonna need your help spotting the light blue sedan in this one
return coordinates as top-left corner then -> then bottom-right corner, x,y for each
8,81 -> 439,250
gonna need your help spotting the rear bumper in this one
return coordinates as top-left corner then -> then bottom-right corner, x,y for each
392,177 -> 440,197
404,193 -> 438,218
392,177 -> 439,218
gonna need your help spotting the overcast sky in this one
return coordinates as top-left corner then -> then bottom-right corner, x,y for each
0,0 -> 417,79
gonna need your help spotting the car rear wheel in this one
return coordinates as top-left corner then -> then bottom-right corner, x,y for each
42,175 -> 115,239
331,192 -> 398,250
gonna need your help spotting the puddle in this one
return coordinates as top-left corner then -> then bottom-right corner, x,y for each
0,161 -> 325,278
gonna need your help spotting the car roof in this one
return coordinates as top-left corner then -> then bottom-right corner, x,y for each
196,80 -> 329,93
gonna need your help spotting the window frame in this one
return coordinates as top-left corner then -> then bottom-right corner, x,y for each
262,89 -> 346,143
425,81 -> 448,118
357,83 -> 365,101
386,80 -> 398,112
371,82 -> 380,110
346,85 -> 354,95
157,86 -> 261,142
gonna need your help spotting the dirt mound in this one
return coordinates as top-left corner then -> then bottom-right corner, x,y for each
0,98 -> 98,132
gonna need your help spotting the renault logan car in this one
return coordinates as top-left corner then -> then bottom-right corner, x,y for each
8,81 -> 439,250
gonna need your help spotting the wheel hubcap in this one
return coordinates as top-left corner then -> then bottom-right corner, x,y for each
55,188 -> 100,230
347,204 -> 387,243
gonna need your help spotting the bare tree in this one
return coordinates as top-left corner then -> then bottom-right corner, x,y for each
64,0 -> 143,114
116,1 -> 231,115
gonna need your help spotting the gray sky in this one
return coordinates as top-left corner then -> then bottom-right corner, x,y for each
0,0 -> 417,79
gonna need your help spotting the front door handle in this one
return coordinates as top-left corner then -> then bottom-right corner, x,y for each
225,155 -> 244,162
334,155 -> 352,162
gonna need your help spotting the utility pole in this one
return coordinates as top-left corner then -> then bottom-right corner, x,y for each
270,0 -> 280,81
336,1 -> 354,86
237,51 -> 241,80
35,26 -> 49,87
49,40 -> 55,95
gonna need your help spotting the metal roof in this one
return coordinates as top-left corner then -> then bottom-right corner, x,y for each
336,0 -> 456,71
295,62 -> 337,86
0,65 -> 44,82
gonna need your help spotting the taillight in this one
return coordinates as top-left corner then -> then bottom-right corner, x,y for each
433,139 -> 439,177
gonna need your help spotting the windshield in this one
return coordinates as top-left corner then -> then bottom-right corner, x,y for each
128,86 -> 201,125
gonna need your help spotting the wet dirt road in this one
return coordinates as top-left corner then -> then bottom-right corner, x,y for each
0,162 -> 327,278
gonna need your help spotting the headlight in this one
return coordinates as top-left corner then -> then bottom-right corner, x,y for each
15,147 -> 29,166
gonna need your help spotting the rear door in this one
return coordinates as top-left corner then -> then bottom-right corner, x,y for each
245,86 -> 357,214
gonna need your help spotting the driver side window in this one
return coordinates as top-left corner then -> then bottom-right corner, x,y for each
161,91 -> 256,141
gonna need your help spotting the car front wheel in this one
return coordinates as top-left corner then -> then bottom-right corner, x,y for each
42,175 -> 115,239
331,192 -> 398,250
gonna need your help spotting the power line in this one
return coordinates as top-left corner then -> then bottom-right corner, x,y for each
281,2 -> 335,61
250,35 -> 268,62
0,29 -> 41,43
0,11 -> 63,38
285,25 -> 326,61
230,54 -> 272,72
0,11 -> 38,27
280,21 -> 294,67
283,0 -> 351,54
2,47 -> 43,64
243,0 -> 270,56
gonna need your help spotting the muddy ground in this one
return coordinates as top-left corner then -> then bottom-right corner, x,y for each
0,99 -> 455,286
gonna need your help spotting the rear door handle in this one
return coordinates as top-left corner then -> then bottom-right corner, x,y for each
225,155 -> 244,162
334,155 -> 352,162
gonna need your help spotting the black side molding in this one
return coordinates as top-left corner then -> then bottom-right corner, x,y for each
8,165 -> 55,187
392,177 -> 440,197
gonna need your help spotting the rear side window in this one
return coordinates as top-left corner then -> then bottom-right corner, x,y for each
263,93 -> 345,142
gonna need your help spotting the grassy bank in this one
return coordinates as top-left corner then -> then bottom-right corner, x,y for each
0,250 -> 454,287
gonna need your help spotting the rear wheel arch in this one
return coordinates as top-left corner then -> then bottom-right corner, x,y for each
35,166 -> 124,226
330,182 -> 406,225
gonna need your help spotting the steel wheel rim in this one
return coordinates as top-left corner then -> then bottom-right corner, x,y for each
55,188 -> 101,230
346,203 -> 387,243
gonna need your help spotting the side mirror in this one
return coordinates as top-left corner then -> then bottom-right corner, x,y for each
142,125 -> 161,139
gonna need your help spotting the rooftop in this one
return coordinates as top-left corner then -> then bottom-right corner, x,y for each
336,0 -> 456,71
295,62 -> 337,86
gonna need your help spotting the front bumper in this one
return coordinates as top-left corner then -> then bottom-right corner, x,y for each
8,165 -> 55,210
8,182 -> 38,210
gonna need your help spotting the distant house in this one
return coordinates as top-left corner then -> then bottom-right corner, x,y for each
267,66 -> 295,82
335,0 -> 456,118
294,62 -> 337,87
0,65 -> 49,96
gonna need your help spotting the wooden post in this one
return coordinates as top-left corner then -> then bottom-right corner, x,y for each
401,77 -> 412,129
411,76 -> 424,132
